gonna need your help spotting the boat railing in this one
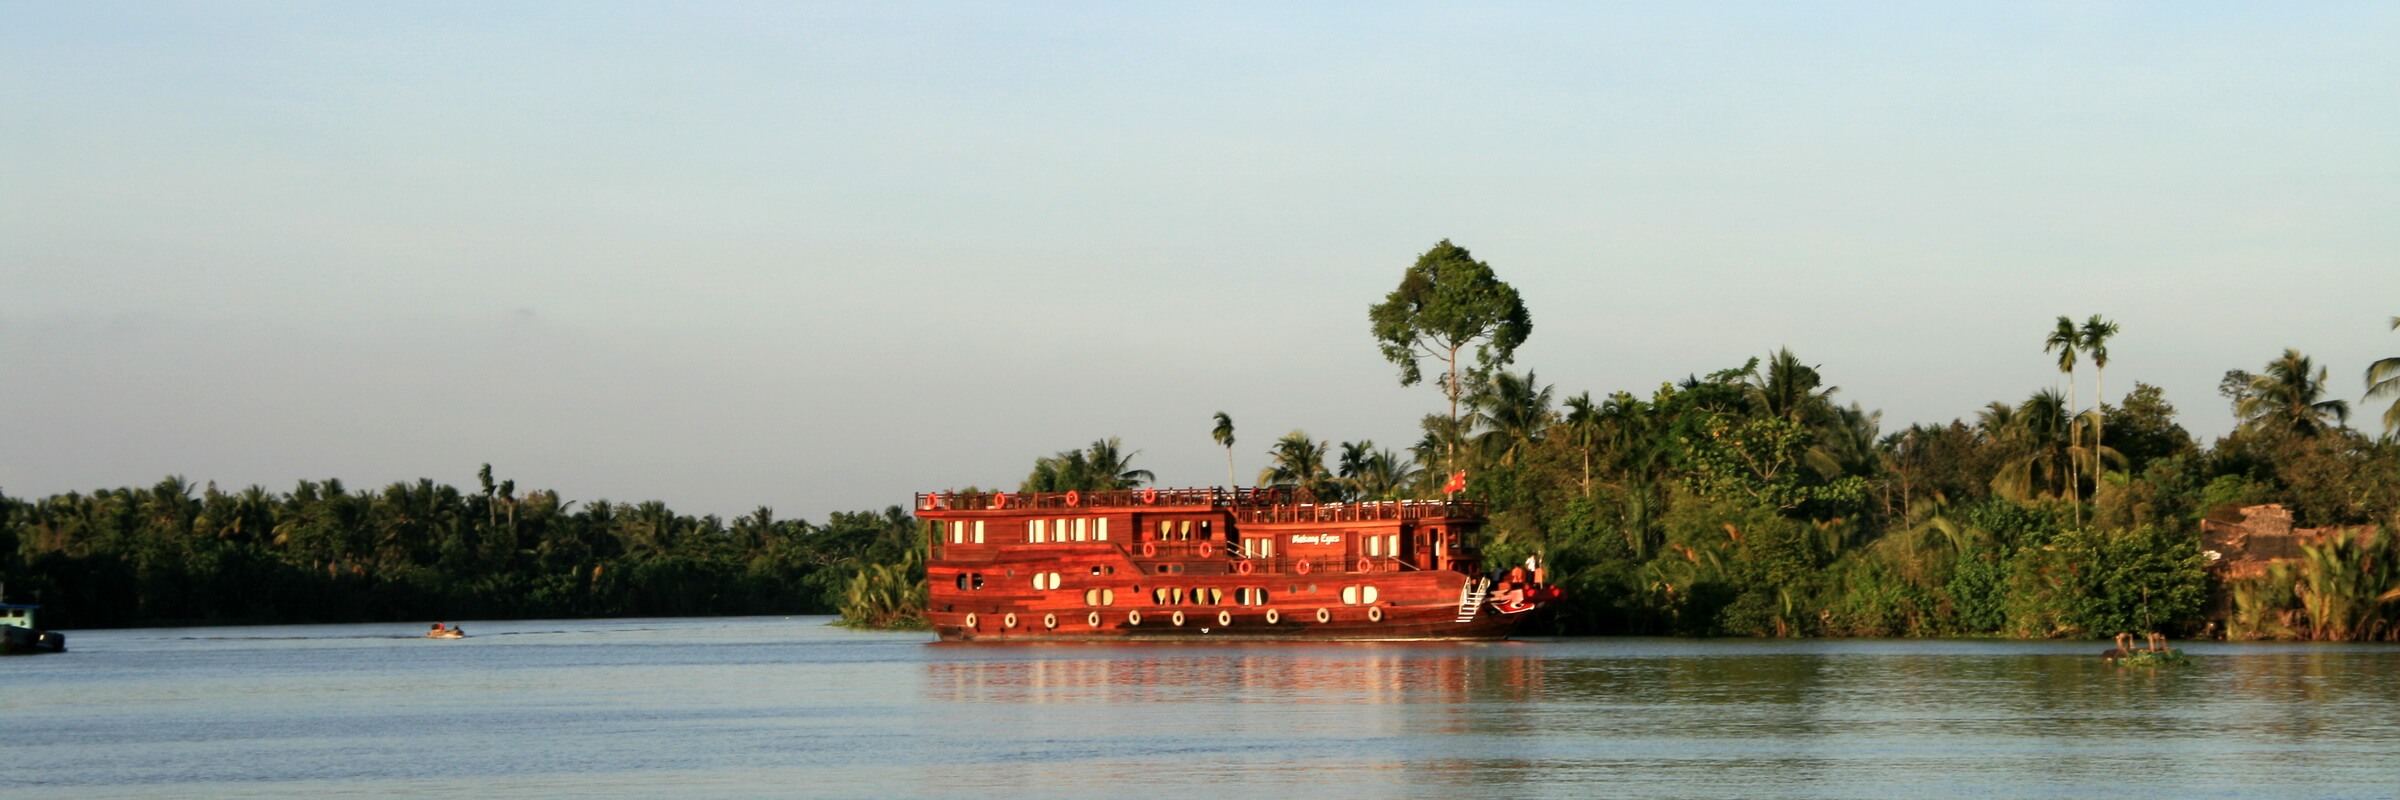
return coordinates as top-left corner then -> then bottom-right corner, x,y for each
1132,542 -> 1426,577
915,488 -> 1485,520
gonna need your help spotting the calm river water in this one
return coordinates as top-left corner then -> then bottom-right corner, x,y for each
9,617 -> 2400,798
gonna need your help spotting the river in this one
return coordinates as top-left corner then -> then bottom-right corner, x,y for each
9,617 -> 2400,798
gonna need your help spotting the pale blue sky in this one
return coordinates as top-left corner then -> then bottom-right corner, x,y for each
5,3 -> 2396,518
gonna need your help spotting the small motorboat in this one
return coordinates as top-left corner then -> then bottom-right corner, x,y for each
425,623 -> 466,639
2,603 -> 66,654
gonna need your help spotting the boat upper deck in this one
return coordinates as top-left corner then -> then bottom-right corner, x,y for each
913,488 -> 1486,525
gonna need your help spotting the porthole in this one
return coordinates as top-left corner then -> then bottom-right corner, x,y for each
1341,586 -> 1358,605
1102,589 -> 1115,606
1363,586 -> 1379,604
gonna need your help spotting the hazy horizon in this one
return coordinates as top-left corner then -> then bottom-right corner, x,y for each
6,3 -> 2396,520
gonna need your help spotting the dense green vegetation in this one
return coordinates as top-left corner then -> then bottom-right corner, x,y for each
1325,243 -> 2400,639
970,242 -> 2400,640
0,465 -> 919,629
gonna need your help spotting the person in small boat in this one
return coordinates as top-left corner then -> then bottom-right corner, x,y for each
432,622 -> 445,633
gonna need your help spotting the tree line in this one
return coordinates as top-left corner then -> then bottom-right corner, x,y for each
1037,241 -> 2400,640
0,464 -> 919,629
12,243 -> 2397,640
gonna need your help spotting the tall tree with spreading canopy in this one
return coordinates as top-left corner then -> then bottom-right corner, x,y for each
1211,412 -> 1238,489
1369,239 -> 1532,473
2367,316 -> 2400,436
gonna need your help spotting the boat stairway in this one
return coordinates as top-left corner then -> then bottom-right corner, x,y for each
1454,584 -> 1487,623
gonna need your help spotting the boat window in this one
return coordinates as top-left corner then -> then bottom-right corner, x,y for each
1364,586 -> 1379,604
956,574 -> 970,590
1084,589 -> 1099,606
972,574 -> 984,589
1179,520 -> 1193,540
1158,521 -> 1171,539
1342,586 -> 1359,605
975,521 -> 985,544
1153,588 -> 1168,604
1199,521 -> 1212,539
1102,589 -> 1114,606
1206,588 -> 1223,605
1156,564 -> 1171,575
1096,518 -> 1109,541
1366,536 -> 1380,557
1073,518 -> 1087,541
1172,587 -> 1186,605
1056,518 -> 1068,542
1030,519 -> 1046,543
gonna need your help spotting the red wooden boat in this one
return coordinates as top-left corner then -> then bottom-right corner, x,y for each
919,487 -> 1560,642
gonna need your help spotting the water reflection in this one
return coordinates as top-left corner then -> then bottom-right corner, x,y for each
925,644 -> 1543,707
918,641 -> 2400,799
21,621 -> 2400,799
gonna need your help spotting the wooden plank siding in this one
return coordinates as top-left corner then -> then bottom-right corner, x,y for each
919,489 -> 1522,642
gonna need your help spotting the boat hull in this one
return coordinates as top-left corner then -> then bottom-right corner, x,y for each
930,603 -> 1521,643
1,626 -> 66,654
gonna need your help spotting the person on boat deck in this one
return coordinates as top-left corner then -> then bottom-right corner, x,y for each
431,622 -> 444,632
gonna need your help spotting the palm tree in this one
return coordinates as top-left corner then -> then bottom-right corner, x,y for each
1413,413 -> 1473,478
2239,349 -> 2350,437
1080,437 -> 1154,490
1353,448 -> 1419,500
1562,391 -> 1602,492
2078,315 -> 2120,475
1467,369 -> 1554,466
1023,438 -> 1153,492
2044,316 -> 2083,523
2366,316 -> 2400,436
1988,389 -> 2116,504
1211,412 -> 1238,488
1258,431 -> 1335,500
1337,440 -> 1376,500
1744,347 -> 1835,424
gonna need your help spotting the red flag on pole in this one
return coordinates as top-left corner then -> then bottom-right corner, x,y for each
1443,470 -> 1468,494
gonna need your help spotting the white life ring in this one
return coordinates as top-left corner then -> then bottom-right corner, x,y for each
1265,609 -> 1280,624
1043,613 -> 1058,629
1314,608 -> 1331,624
1368,606 -> 1384,623
1217,610 -> 1232,626
963,613 -> 978,629
1087,611 -> 1101,627
1171,611 -> 1186,627
1003,613 -> 1018,629
1128,610 -> 1142,626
